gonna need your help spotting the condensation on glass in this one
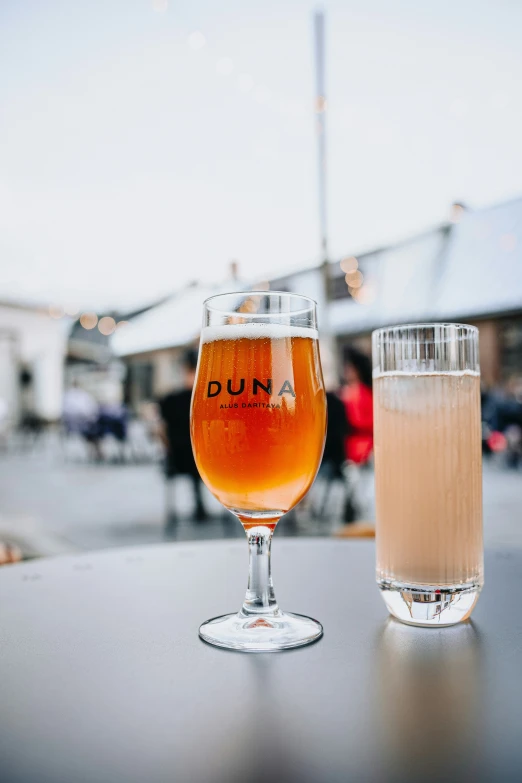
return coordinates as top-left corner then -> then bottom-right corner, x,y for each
372,324 -> 483,626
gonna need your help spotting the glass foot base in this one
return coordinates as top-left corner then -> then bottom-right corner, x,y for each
379,579 -> 482,627
199,611 -> 323,652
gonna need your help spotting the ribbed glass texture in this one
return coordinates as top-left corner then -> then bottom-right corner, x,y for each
372,324 -> 483,588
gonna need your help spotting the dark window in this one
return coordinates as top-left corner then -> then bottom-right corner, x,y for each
328,273 -> 355,301
128,363 -> 153,402
502,319 -> 522,379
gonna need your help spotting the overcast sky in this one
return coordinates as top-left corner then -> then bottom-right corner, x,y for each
2,0 -> 522,311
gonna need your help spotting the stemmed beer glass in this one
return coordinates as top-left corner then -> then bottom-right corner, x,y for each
190,292 -> 326,651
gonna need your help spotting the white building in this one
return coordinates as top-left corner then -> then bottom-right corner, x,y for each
275,197 -> 522,386
110,282 -> 243,407
324,197 -> 522,385
111,196 -> 522,404
0,300 -> 67,424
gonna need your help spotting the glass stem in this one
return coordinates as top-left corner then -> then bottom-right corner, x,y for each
241,525 -> 279,617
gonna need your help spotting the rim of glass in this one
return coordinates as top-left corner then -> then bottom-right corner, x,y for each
203,290 -> 317,319
373,322 -> 478,337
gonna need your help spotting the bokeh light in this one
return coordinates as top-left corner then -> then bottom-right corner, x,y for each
98,316 -> 117,336
116,320 -> 130,330
352,284 -> 376,305
315,95 -> 327,113
188,31 -> 206,51
340,256 -> 358,274
450,203 -> 466,223
64,304 -> 79,317
238,296 -> 261,314
345,270 -> 363,288
48,305 -> 64,319
80,312 -> 98,330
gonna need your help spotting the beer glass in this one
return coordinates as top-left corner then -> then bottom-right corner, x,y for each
191,291 -> 326,651
372,324 -> 483,626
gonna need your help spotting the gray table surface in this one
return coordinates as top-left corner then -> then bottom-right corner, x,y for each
0,539 -> 521,783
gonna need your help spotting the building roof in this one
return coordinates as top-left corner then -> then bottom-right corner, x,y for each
432,197 -> 522,320
111,195 -> 522,354
328,227 -> 450,334
329,195 -> 522,334
110,282 -> 248,358
0,297 -> 52,313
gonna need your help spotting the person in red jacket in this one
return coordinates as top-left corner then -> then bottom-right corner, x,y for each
339,347 -> 374,523
340,347 -> 374,466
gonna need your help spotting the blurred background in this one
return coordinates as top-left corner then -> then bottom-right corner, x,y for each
1,0 -> 521,561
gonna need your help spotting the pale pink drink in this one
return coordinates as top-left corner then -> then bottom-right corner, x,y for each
372,324 -> 483,626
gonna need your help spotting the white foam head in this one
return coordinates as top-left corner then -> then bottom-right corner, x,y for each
201,323 -> 318,343
373,369 -> 480,378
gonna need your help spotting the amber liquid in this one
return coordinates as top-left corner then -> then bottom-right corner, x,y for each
191,328 -> 326,526
374,372 -> 483,587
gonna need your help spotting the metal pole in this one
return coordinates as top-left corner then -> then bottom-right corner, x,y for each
314,9 -> 328,260
313,10 -> 337,381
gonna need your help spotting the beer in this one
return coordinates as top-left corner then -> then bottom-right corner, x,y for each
191,323 -> 326,526
194,292 -> 325,652
374,371 -> 483,587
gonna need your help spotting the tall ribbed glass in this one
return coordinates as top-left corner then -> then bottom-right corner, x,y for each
372,324 -> 483,626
